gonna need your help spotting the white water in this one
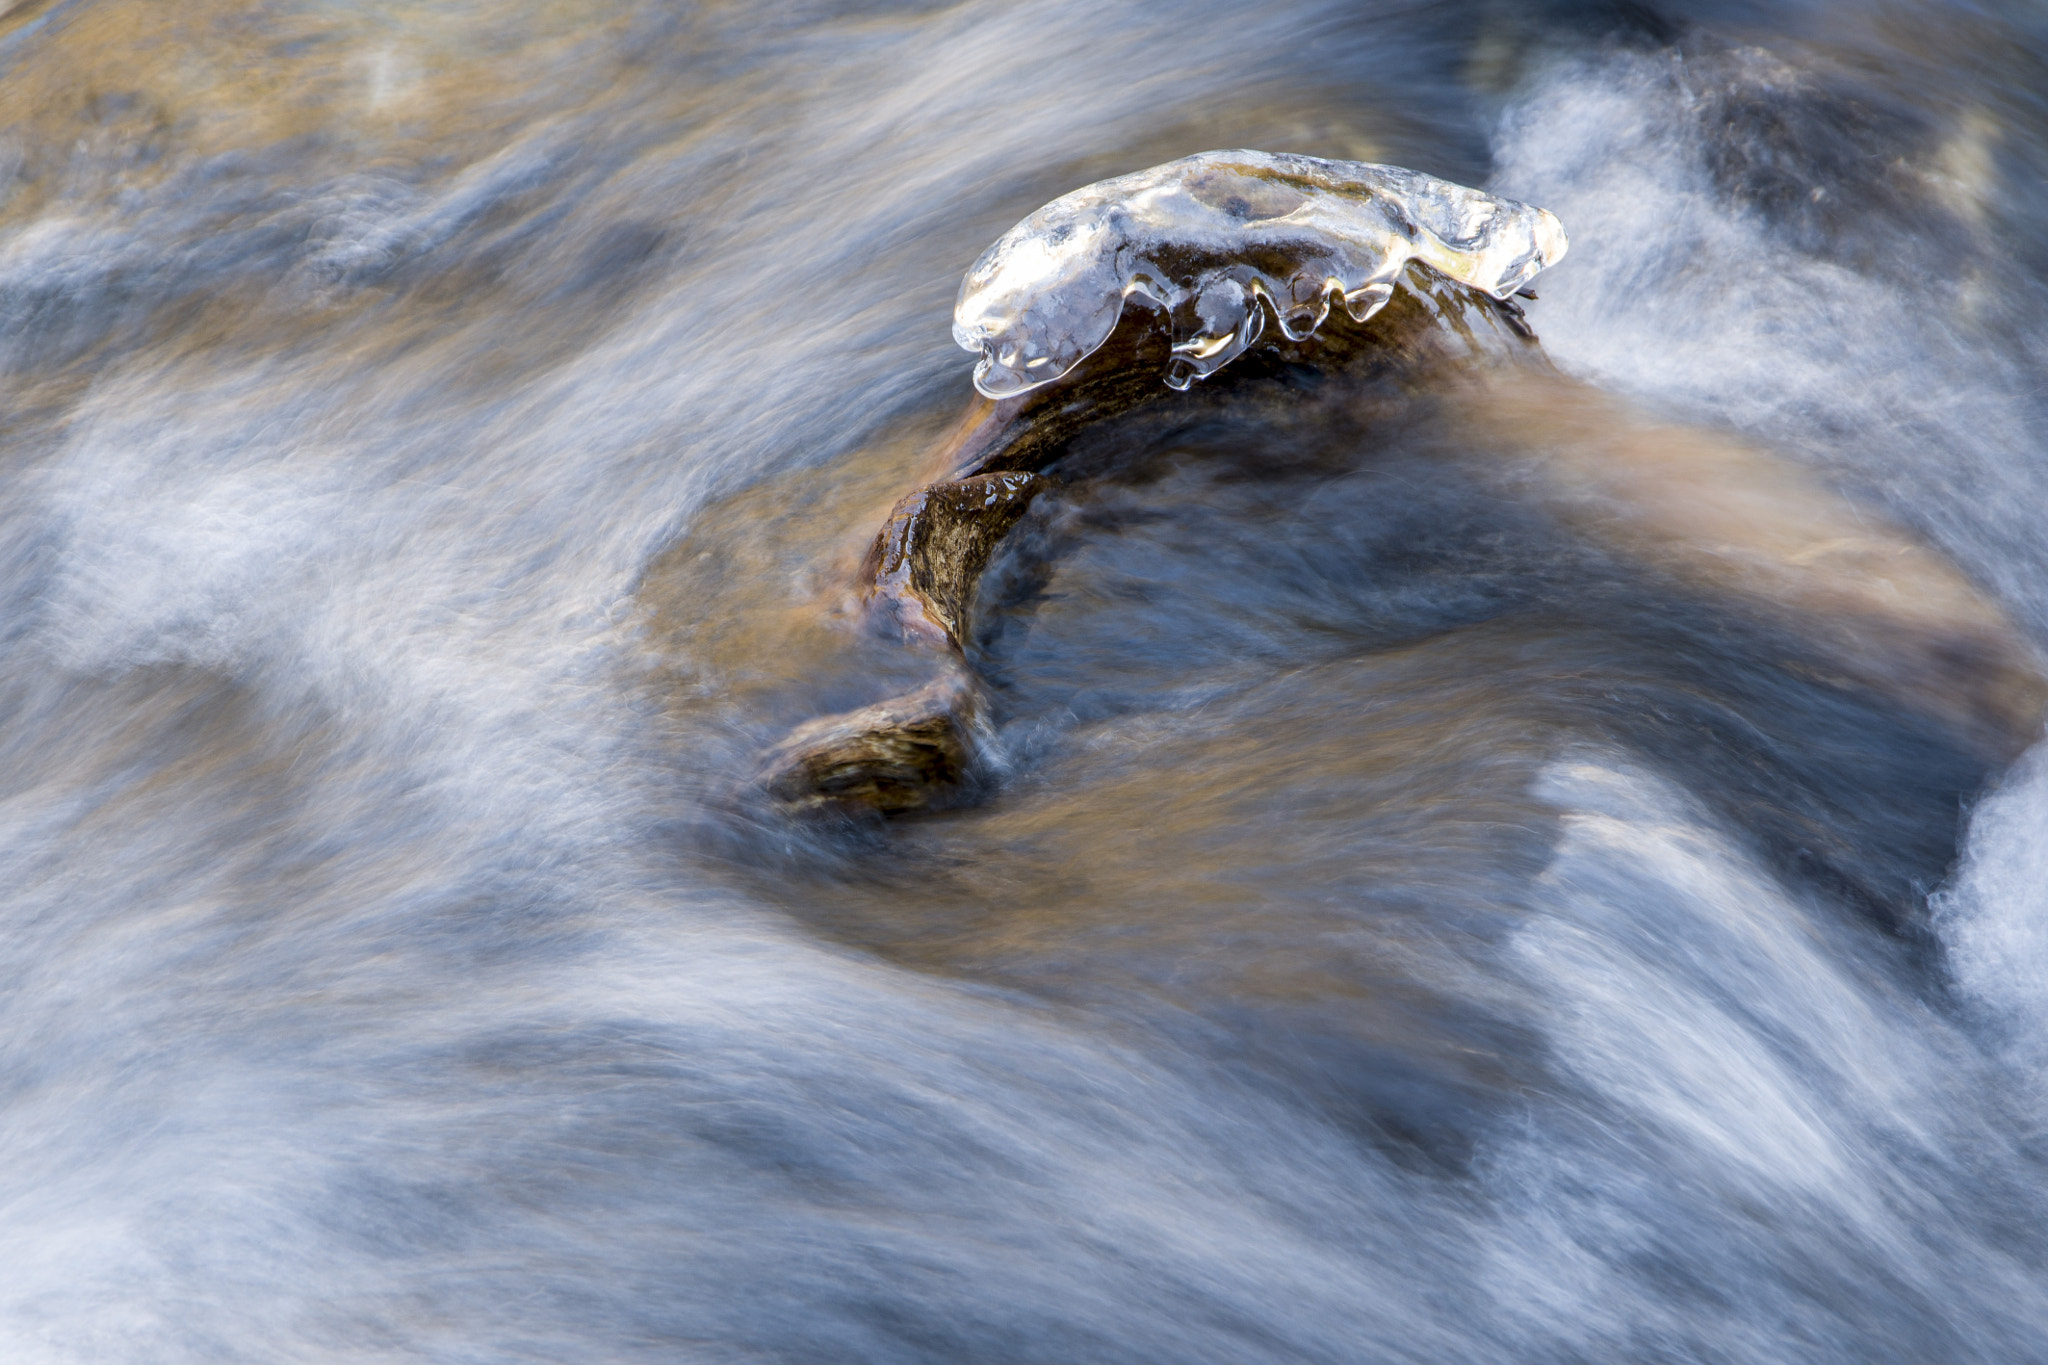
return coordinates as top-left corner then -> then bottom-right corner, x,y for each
3,2 -> 2048,1361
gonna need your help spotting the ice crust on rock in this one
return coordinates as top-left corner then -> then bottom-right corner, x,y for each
953,150 -> 1570,397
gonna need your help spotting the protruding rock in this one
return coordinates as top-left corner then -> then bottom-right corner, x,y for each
760,673 -> 981,816
866,471 -> 1049,649
763,156 -> 1570,816
953,150 -> 1568,397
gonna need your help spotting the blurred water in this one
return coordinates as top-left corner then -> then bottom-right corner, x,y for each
6,1 -> 2048,1360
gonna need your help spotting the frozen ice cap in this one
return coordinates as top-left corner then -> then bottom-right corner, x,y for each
953,150 -> 1569,397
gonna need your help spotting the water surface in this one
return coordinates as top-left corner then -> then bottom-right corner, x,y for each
6,1 -> 2048,1360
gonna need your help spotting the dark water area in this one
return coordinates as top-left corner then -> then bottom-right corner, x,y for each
7,0 -> 2048,1360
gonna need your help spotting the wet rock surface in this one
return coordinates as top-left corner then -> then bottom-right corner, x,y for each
761,260 -> 1545,815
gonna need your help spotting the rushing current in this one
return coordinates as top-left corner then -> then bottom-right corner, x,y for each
6,1 -> 2048,1361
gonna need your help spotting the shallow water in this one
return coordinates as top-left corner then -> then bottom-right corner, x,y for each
7,1 -> 2048,1360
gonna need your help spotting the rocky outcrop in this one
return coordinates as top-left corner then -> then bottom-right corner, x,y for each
760,264 -> 1547,814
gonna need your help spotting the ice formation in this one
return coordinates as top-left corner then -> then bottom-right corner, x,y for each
954,151 -> 1570,396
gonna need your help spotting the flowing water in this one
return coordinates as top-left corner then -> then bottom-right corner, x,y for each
6,0 -> 2048,1360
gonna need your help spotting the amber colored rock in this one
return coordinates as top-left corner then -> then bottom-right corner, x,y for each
760,269 -> 1538,815
760,674 -> 979,815
866,471 -> 1049,649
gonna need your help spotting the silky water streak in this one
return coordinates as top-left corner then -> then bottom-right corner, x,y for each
952,150 -> 1570,396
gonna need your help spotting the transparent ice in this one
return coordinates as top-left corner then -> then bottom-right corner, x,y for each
953,150 -> 1570,397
